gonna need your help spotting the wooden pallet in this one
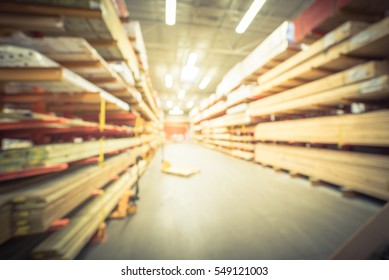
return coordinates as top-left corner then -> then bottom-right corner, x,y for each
254,143 -> 389,201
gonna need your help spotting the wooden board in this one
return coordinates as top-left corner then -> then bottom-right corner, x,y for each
254,110 -> 389,147
254,143 -> 389,201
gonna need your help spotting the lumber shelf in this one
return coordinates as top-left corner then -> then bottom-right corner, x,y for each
0,46 -> 131,113
249,74 -> 389,118
258,21 -> 370,86
0,136 -> 147,174
31,161 -> 147,259
254,143 -> 389,201
0,0 -> 140,80
202,113 -> 262,129
253,17 -> 389,99
0,146 -> 151,245
217,21 -> 299,95
254,109 -> 389,147
250,60 -> 388,111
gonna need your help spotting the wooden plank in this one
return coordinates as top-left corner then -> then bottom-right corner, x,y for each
47,103 -> 123,113
254,17 -> 389,98
258,21 -> 370,86
250,74 -> 389,117
254,110 -> 389,146
0,67 -> 63,81
0,12 -> 64,32
254,143 -> 389,200
0,1 -> 102,18
0,92 -> 100,104
0,137 -> 144,173
31,162 -> 146,259
331,202 -> 389,259
250,60 -> 388,111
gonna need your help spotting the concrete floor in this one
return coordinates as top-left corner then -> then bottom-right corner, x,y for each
78,142 -> 381,260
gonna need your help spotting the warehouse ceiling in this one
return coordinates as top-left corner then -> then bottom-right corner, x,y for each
125,0 -> 314,114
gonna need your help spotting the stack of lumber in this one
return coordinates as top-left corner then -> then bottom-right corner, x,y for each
249,60 -> 389,116
0,137 -> 142,173
216,21 -> 300,95
192,17 -> 389,201
252,18 -> 389,98
32,161 -> 147,259
0,45 -> 130,113
0,0 -> 160,121
0,109 -> 135,140
0,143 -> 153,245
0,0 -> 139,78
254,143 -> 389,201
0,33 -> 139,102
255,20 -> 369,94
125,21 -> 149,71
254,110 -> 389,146
196,124 -> 256,161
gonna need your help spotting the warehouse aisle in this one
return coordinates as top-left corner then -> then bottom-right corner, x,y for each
78,142 -> 381,260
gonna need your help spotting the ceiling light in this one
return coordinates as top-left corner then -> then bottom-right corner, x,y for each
166,100 -> 173,108
169,106 -> 183,115
178,89 -> 186,99
186,100 -> 194,109
180,66 -> 199,82
186,52 -> 197,66
199,75 -> 212,90
236,0 -> 267,34
165,0 -> 176,26
165,74 -> 173,88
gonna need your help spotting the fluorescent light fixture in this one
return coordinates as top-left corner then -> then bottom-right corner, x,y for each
180,65 -> 199,82
100,91 -> 130,111
178,89 -> 186,99
165,0 -> 176,26
186,52 -> 197,66
186,100 -> 194,109
235,0 -> 266,34
166,100 -> 173,108
199,75 -> 212,90
165,74 -> 173,88
169,106 -> 183,115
